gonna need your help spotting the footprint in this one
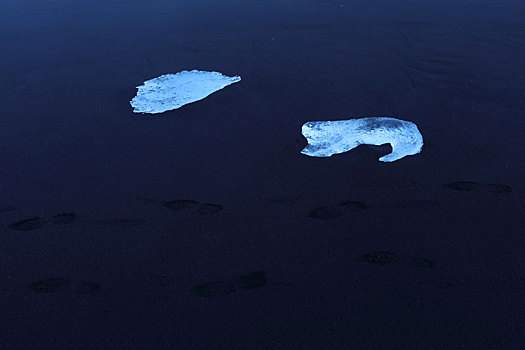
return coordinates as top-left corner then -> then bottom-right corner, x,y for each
485,183 -> 512,194
359,251 -> 401,265
27,278 -> 69,293
444,181 -> 511,193
193,271 -> 267,297
6,211 -> 155,233
359,251 -> 435,269
409,257 -> 435,269
393,200 -> 441,209
51,213 -> 77,225
308,200 -> 366,219
193,280 -> 236,297
196,203 -> 223,215
308,207 -> 341,219
235,271 -> 267,290
97,218 -> 146,226
7,212 -> 150,232
8,213 -> 79,231
162,200 -> 199,211
75,282 -> 101,295
140,197 -> 223,216
27,278 -> 102,296
8,217 -> 44,231
444,181 -> 481,192
338,201 -> 367,211
163,200 -> 223,215
0,205 -> 16,213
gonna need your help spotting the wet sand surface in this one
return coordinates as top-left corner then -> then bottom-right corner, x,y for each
1,0 -> 525,348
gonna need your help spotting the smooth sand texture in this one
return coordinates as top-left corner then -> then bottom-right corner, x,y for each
1,0 -> 524,349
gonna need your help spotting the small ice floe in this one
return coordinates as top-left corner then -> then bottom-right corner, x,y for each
301,117 -> 423,162
130,70 -> 241,114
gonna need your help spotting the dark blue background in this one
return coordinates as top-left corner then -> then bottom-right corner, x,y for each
1,0 -> 524,348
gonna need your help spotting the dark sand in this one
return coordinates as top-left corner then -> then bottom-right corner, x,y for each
1,0 -> 524,348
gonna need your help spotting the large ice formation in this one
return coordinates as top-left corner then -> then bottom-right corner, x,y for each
130,70 -> 241,114
301,117 -> 423,162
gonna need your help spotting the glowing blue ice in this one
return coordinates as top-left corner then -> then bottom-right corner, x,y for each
301,117 -> 423,162
130,70 -> 241,114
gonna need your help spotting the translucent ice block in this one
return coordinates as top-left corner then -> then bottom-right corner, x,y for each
301,117 -> 423,162
130,70 -> 241,114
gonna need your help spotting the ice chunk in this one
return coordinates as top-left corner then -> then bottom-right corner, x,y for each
130,70 -> 241,114
301,117 -> 423,162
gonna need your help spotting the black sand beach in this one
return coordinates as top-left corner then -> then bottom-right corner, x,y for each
1,0 -> 524,348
